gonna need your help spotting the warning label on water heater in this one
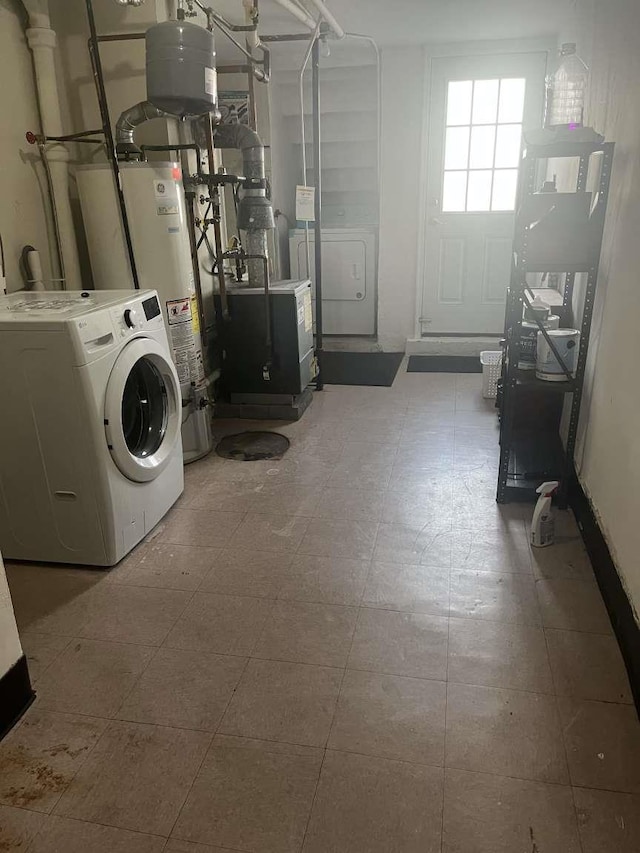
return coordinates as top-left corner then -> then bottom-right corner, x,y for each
166,297 -> 204,385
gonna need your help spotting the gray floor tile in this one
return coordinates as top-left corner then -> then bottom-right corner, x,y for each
311,486 -> 385,522
558,697 -> 640,793
362,561 -> 450,615
172,736 -> 322,851
446,683 -> 569,784
253,600 -> 358,666
229,512 -> 311,553
279,554 -> 370,605
0,804 -> 46,851
199,549 -> 294,598
451,528 -> 532,574
159,508 -> 245,549
0,709 -> 107,813
164,591 -> 272,655
35,639 -> 155,718
574,787 -> 640,853
297,517 -> 379,560
328,669 -> 446,765
117,647 -> 246,731
450,571 -> 541,625
546,628 -> 632,703
303,749 -> 443,853
536,578 -> 612,633
348,608 -> 448,680
28,815 -> 165,852
76,585 -> 192,646
448,617 -> 554,693
219,658 -> 342,746
55,721 -> 211,835
107,543 -> 219,591
18,633 -> 71,684
374,521 -> 454,566
443,768 -> 581,853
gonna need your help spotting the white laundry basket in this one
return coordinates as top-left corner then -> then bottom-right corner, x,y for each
480,351 -> 502,399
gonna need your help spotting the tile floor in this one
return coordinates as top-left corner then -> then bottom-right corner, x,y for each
2,367 -> 640,852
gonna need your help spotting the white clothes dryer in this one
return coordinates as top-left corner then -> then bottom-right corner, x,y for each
0,290 -> 183,566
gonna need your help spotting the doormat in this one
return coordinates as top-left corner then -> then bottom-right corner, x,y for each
321,351 -> 405,387
407,355 -> 482,373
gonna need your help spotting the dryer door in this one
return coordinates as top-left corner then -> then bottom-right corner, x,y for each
105,337 -> 181,483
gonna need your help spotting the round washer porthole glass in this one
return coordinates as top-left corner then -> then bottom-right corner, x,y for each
121,357 -> 169,458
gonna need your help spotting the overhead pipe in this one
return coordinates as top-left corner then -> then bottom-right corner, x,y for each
22,0 -> 83,290
307,0 -> 345,39
270,0 -> 316,30
299,19 -> 322,279
312,36 -> 323,390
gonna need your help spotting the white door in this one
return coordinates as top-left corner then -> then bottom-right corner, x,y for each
104,338 -> 181,483
419,52 -> 546,334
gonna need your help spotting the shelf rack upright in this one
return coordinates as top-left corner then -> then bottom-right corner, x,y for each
496,137 -> 615,507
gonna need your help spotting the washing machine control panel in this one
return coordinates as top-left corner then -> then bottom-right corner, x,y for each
111,295 -> 164,340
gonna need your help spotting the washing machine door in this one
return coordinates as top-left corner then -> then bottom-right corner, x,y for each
105,337 -> 181,483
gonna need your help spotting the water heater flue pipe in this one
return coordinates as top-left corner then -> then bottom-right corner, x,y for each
115,101 -> 172,156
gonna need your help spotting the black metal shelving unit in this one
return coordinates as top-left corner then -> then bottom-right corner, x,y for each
497,137 -> 615,507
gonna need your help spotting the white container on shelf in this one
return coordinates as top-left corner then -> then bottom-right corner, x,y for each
536,329 -> 580,381
545,43 -> 589,128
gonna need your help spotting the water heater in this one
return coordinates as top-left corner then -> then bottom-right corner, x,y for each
77,162 -> 210,462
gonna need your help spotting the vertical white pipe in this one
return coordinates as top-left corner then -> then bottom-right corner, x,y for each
23,6 -> 82,290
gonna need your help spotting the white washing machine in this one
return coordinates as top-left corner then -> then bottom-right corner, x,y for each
0,290 -> 184,566
288,228 -> 377,335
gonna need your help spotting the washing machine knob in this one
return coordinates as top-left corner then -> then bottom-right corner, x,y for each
123,308 -> 138,328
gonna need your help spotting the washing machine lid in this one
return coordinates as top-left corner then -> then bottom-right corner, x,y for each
105,336 -> 181,483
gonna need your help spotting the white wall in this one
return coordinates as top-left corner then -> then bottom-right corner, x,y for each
0,553 -> 23,680
0,0 -> 56,292
560,0 -> 640,618
377,45 -> 425,350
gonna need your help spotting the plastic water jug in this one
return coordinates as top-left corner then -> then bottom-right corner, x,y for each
545,43 -> 588,129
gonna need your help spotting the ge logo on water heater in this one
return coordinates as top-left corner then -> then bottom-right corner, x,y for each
156,183 -> 166,194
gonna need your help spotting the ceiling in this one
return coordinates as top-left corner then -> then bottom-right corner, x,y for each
225,0 -> 571,43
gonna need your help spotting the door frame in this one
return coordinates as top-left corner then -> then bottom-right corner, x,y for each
411,38 -> 554,346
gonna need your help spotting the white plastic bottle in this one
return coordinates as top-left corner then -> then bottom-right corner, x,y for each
545,43 -> 589,128
531,481 -> 559,548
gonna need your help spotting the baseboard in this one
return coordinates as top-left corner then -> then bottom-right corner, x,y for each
406,336 -> 500,357
0,655 -> 35,741
569,472 -> 640,716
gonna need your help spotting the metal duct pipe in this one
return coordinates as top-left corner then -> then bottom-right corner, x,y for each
212,122 -> 264,180
210,123 -> 275,287
115,101 -> 171,157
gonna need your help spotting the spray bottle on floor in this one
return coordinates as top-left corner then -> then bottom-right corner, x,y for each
531,481 -> 559,547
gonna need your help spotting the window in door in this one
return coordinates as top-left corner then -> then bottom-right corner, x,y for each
442,77 -> 526,213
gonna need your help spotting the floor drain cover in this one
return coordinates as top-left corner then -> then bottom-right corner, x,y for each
215,431 -> 290,461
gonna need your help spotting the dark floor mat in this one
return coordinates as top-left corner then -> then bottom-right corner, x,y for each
321,351 -> 405,387
407,355 -> 482,373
